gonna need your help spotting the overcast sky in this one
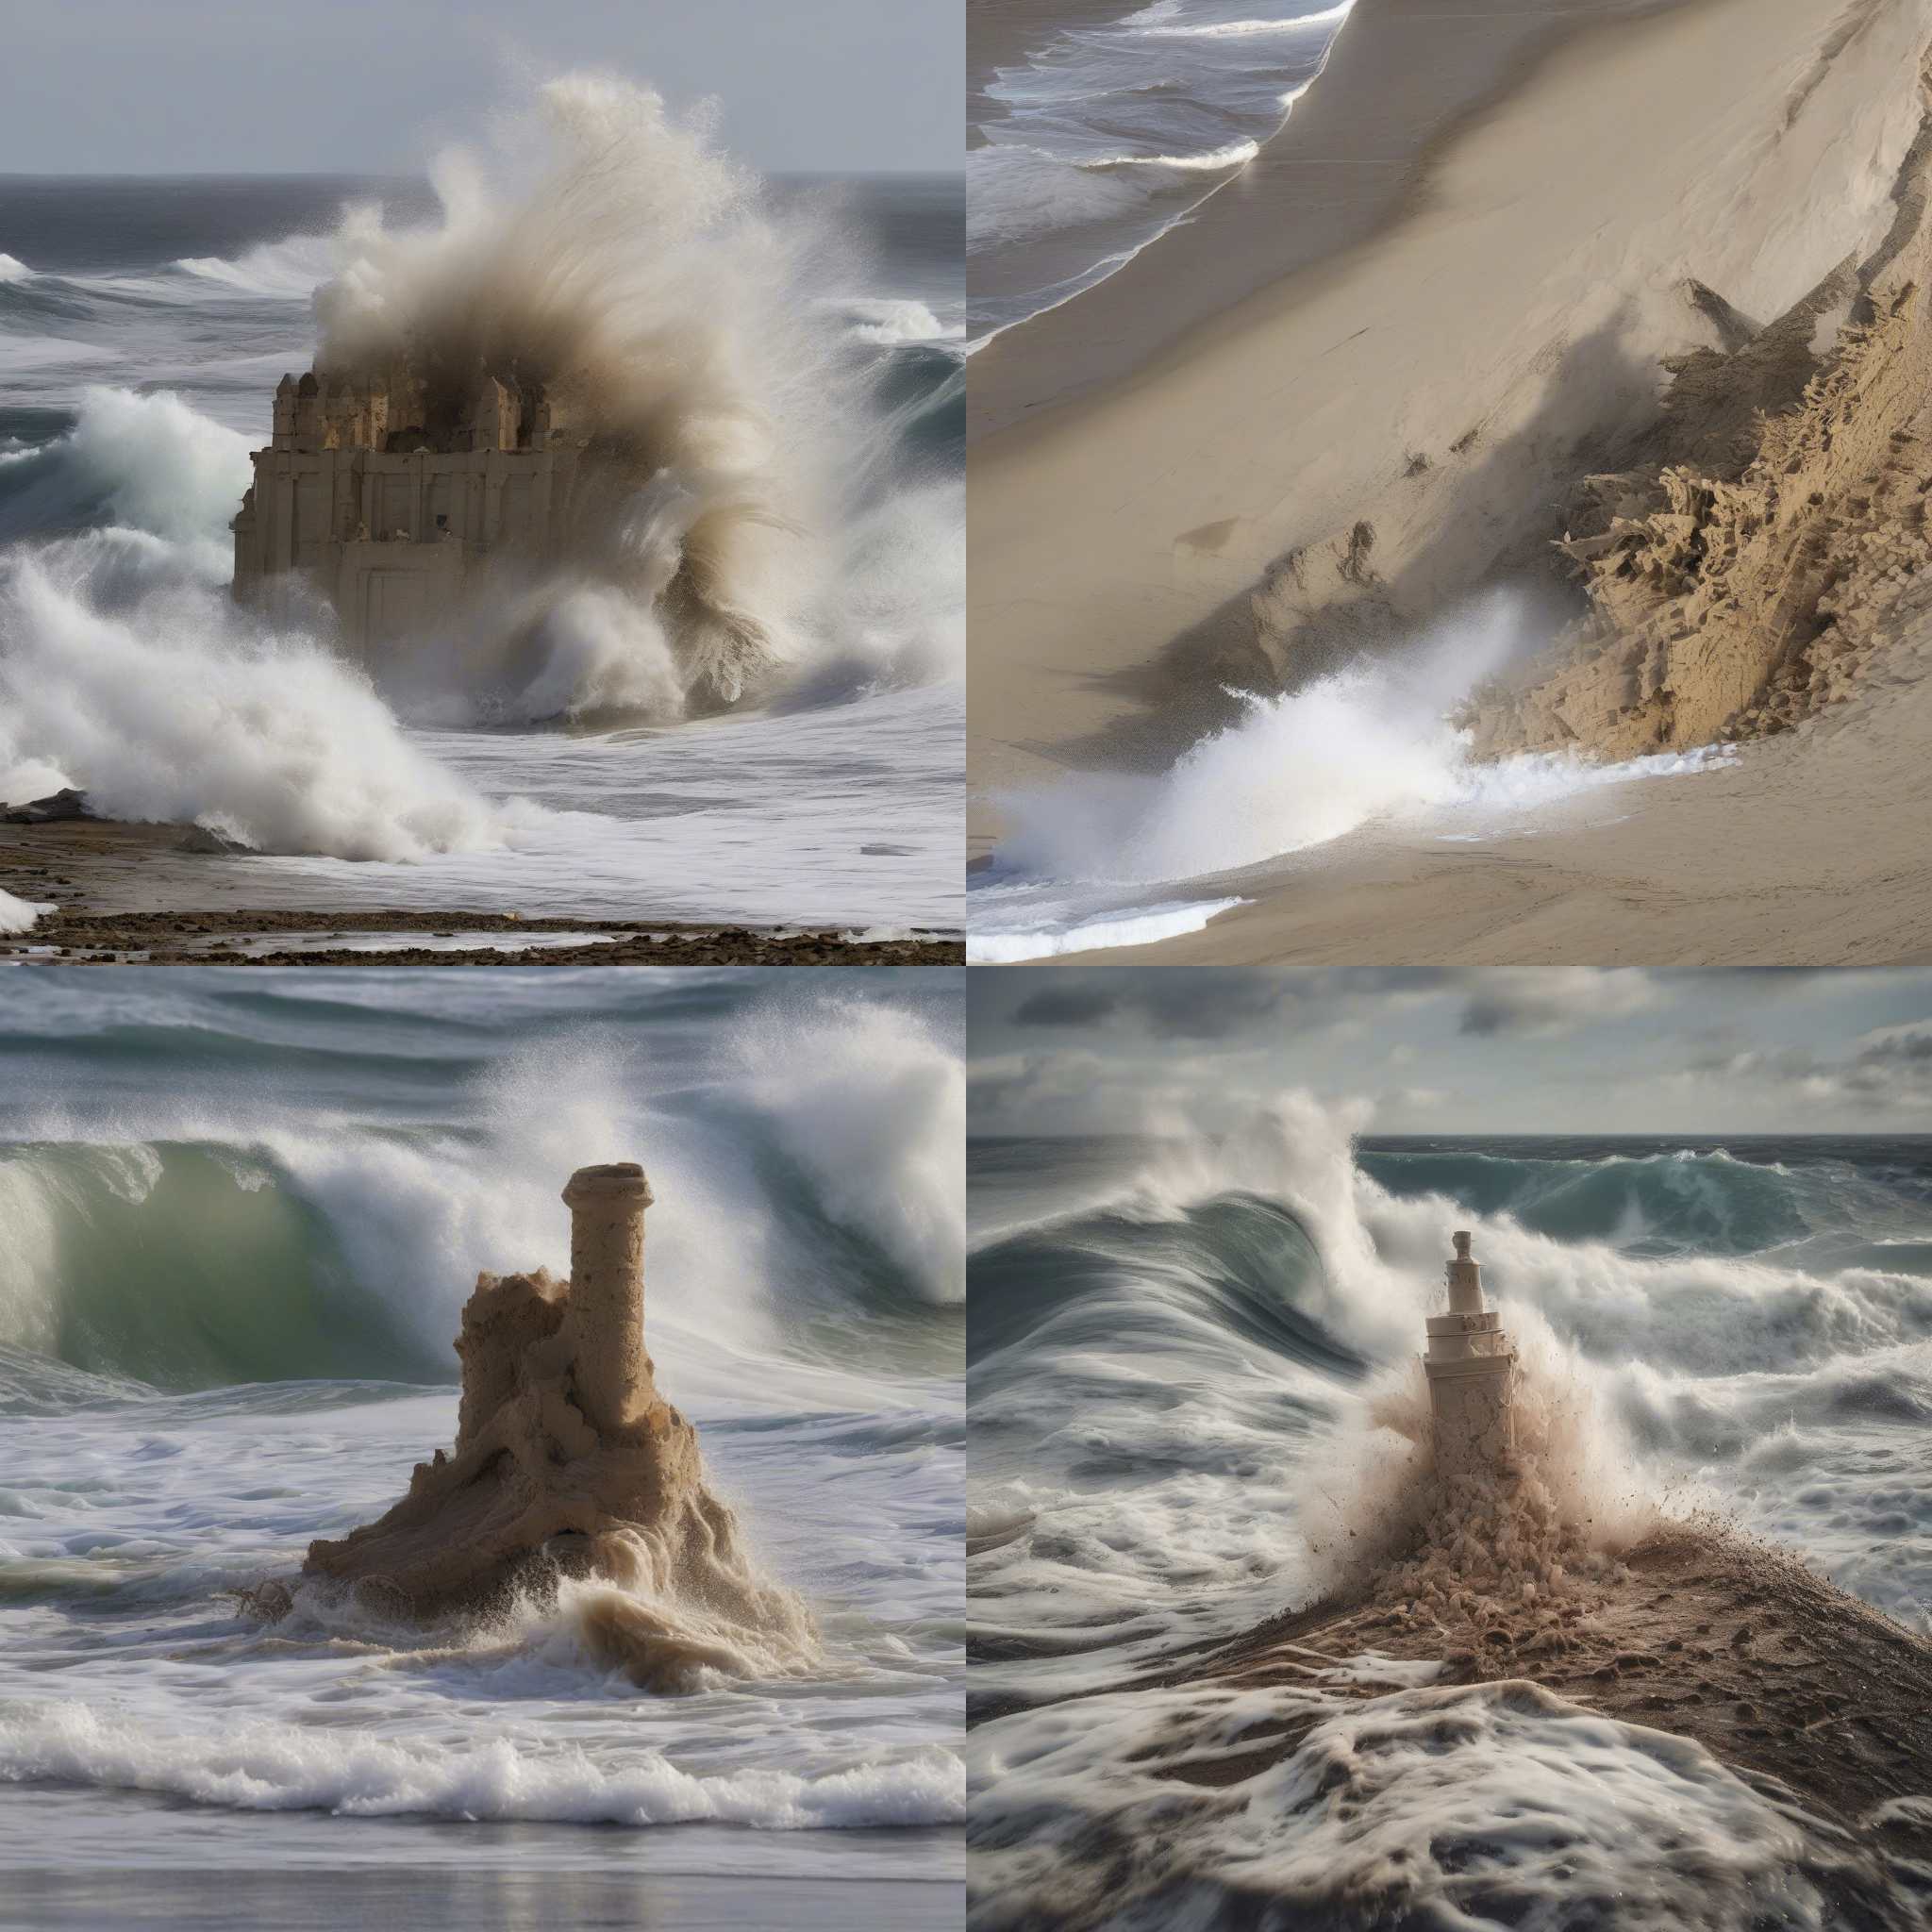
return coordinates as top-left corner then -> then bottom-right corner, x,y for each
0,0 -> 959,175
968,969 -> 1932,1137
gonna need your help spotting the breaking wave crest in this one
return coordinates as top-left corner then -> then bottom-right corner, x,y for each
308,74 -> 958,720
0,1701 -> 964,1829
0,1002 -> 966,1394
992,592 -> 1736,888
0,539 -> 508,861
970,1099 -> 1932,1685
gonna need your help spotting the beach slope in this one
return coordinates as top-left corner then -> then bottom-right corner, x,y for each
968,0 -> 1932,885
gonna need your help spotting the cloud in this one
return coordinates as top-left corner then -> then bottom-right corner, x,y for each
1857,1020 -> 1932,1065
967,1048 -> 1112,1127
1670,1020 -> 1932,1116
1458,968 -> 1665,1039
1008,985 -> 1122,1028
1379,1086 -> 1448,1114
1006,967 -> 1446,1041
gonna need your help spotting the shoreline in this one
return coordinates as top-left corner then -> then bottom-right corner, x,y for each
974,594 -> 1932,968
1024,636 -> 1932,968
966,0 -> 1928,852
0,1850 -> 964,1932
1,823 -> 962,966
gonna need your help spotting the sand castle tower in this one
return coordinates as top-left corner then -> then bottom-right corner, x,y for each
1423,1231 -> 1516,1478
300,1159 -> 743,1619
560,1161 -> 654,1432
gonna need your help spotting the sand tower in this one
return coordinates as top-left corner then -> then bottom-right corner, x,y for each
560,1161 -> 654,1431
1423,1231 -> 1516,1478
300,1158 -> 744,1618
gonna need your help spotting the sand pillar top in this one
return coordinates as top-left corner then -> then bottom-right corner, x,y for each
1424,1229 -> 1515,1475
561,1162 -> 654,1433
1446,1229 -> 1484,1316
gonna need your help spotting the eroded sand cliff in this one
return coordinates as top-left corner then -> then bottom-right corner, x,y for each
1468,61 -> 1932,758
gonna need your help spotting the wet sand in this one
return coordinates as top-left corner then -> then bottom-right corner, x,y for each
967,0 -> 1930,870
0,822 -> 961,965
1181,1527 -> 1932,1850
970,1528 -> 1932,1924
0,1855 -> 962,1932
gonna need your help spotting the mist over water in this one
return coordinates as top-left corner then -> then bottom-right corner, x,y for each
0,101 -> 963,925
967,1106 -> 1932,1924
0,971 -> 965,1897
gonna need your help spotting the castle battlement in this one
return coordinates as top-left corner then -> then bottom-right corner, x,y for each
233,358 -> 587,654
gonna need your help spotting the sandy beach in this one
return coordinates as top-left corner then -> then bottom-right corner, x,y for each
968,0 -> 1932,957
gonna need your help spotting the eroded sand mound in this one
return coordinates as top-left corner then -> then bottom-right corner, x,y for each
295,1261 -> 812,1689
1470,58 -> 1932,758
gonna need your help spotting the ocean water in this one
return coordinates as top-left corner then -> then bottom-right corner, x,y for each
967,0 -> 1352,344
966,1112 -> 1932,1925
0,969 -> 966,1928
0,136 -> 963,932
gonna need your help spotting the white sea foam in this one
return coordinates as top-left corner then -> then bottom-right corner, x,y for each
837,297 -> 964,345
965,895 -> 1245,962
1135,3 -> 1354,37
173,233 -> 336,301
0,1702 -> 964,1828
0,890 -> 51,936
1125,1099 -> 1932,1377
968,1676 -> 1857,1930
0,254 -> 30,284
743,999 -> 966,1307
968,144 -> 1146,248
992,592 -> 1738,889
53,385 -> 252,564
1081,139 -> 1260,172
0,537 -> 508,860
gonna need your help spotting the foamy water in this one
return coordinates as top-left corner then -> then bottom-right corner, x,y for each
0,122 -> 963,929
970,591 -> 1737,958
0,971 -> 965,1912
966,1107 -> 1932,1924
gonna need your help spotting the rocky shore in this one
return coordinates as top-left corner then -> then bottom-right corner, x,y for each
0,821 -> 960,964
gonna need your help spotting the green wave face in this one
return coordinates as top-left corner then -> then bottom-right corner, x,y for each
0,1141 -> 432,1391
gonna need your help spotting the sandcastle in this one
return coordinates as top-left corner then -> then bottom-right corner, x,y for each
1422,1231 -> 1516,1478
230,358 -> 587,658
299,1162 -> 804,1673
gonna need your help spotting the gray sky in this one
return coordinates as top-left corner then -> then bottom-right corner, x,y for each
969,969 -> 1932,1136
0,0 -> 959,175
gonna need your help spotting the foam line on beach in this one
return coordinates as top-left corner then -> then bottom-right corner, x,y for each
966,895 -> 1247,962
